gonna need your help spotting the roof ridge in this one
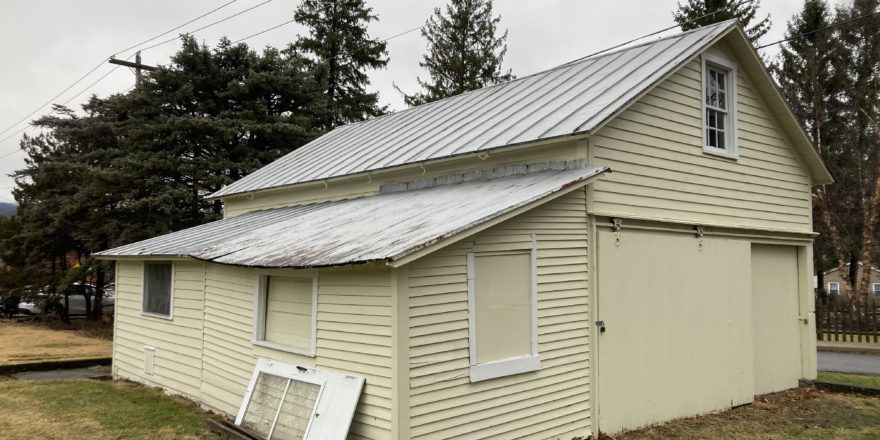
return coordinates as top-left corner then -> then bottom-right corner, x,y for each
340,20 -> 738,131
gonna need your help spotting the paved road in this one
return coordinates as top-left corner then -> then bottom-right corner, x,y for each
818,351 -> 880,376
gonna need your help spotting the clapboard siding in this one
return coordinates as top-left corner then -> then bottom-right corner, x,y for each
406,189 -> 591,439
112,260 -> 393,439
198,264 -> 394,440
590,44 -> 813,233
113,260 -> 205,400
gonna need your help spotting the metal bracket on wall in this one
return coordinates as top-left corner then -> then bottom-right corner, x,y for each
612,218 -> 623,247
695,225 -> 704,251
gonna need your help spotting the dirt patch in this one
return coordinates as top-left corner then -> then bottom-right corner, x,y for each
604,387 -> 880,440
0,321 -> 111,365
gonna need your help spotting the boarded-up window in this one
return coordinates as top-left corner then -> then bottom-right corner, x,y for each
467,240 -> 540,382
142,262 -> 172,317
256,275 -> 316,354
236,358 -> 365,440
474,253 -> 532,363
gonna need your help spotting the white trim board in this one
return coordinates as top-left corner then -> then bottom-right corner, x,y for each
141,261 -> 174,320
701,52 -> 739,160
252,272 -> 319,357
466,234 -> 541,382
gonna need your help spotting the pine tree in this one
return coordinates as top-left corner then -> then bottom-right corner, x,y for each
294,0 -> 388,127
828,0 -> 880,303
402,0 -> 513,106
772,0 -> 851,299
3,36 -> 326,318
673,0 -> 771,43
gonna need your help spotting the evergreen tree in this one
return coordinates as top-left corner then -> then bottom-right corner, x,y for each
673,0 -> 771,43
775,0 -> 880,303
294,0 -> 388,127
773,0 -> 851,298
3,36 -> 326,319
402,0 -> 513,106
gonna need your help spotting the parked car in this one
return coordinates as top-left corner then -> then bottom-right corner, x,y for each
17,301 -> 40,315
44,284 -> 115,316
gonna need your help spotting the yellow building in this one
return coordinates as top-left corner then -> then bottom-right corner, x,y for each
99,20 -> 831,439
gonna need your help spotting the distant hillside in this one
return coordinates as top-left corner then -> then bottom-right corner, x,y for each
0,202 -> 16,217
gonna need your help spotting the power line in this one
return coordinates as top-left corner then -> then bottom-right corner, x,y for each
232,18 -> 297,44
0,1 -> 254,142
0,58 -> 107,139
756,9 -> 880,49
570,0 -> 757,63
136,0 -> 275,54
114,0 -> 241,56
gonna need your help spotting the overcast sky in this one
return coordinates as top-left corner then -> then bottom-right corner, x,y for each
0,0 -> 841,204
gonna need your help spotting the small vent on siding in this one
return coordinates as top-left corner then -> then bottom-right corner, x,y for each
144,346 -> 156,375
380,160 -> 588,194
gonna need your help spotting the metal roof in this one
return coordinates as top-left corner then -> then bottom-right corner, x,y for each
98,164 -> 607,268
210,21 -> 736,199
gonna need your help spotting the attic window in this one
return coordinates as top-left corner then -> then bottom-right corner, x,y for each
235,358 -> 365,440
702,53 -> 738,159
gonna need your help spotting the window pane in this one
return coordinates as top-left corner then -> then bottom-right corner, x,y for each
717,131 -> 726,150
716,71 -> 726,90
718,91 -> 726,110
242,373 -> 287,436
143,263 -> 172,316
707,129 -> 717,148
474,253 -> 532,364
717,113 -> 725,130
265,276 -> 313,350
272,380 -> 321,439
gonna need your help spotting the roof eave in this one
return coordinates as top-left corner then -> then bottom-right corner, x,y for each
386,166 -> 609,268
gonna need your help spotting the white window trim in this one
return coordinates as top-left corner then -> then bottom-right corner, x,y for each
828,282 -> 840,294
466,234 -> 540,382
235,358 -> 365,440
701,53 -> 738,160
141,261 -> 174,320
252,272 -> 318,357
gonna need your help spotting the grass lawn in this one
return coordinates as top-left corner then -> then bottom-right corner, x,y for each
0,321 -> 111,365
0,378 -> 222,439
818,371 -> 880,388
612,388 -> 880,439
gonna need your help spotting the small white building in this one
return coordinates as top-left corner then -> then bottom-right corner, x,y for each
99,20 -> 831,439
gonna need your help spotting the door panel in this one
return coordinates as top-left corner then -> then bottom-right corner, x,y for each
751,244 -> 801,395
596,229 -> 753,433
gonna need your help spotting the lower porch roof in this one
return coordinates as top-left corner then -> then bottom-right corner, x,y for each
96,162 -> 607,268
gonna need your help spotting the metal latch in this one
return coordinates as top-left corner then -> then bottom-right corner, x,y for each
595,320 -> 606,333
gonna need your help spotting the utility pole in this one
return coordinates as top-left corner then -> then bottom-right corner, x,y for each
109,51 -> 157,86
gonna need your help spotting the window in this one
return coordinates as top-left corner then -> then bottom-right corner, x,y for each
235,358 -> 364,440
702,53 -> 738,158
254,274 -> 317,356
828,282 -> 840,296
873,283 -> 880,296
466,236 -> 539,382
142,262 -> 173,318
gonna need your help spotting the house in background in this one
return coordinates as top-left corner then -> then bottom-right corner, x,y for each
98,20 -> 832,439
823,263 -> 880,299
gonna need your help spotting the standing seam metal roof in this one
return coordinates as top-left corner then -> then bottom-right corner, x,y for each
98,164 -> 608,268
210,20 -> 736,198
